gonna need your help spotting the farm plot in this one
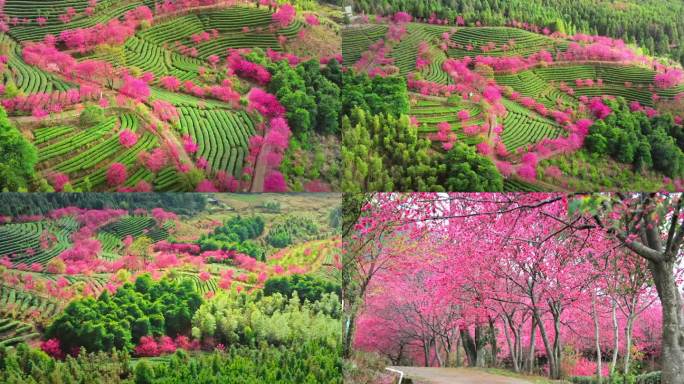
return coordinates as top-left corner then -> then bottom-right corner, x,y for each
0,284 -> 61,323
5,0 -> 154,42
341,24 -> 388,64
410,95 -> 484,143
495,71 -> 576,108
34,113 -> 159,191
0,216 -> 78,266
0,317 -> 39,348
100,216 -> 169,243
448,27 -> 565,58
178,107 -> 255,177
500,99 -> 563,151
0,34 -> 75,95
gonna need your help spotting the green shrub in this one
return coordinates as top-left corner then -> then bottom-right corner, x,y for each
134,361 -> 155,384
635,371 -> 661,384
571,372 -> 661,384
79,104 -> 106,127
264,274 -> 341,303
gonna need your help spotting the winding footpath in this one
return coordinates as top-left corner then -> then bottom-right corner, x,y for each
388,366 -> 537,384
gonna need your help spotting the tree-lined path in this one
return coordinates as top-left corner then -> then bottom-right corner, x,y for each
389,367 -> 538,384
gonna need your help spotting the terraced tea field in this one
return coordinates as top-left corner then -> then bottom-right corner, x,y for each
343,18 -> 684,190
0,1 -> 341,192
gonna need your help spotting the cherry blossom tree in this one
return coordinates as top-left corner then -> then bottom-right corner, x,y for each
272,4 -> 295,28
106,163 -> 127,186
119,129 -> 138,148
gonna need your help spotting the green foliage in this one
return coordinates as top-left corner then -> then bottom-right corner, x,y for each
570,372 -> 661,384
0,193 -> 207,217
79,104 -> 106,127
191,291 -> 341,349
0,343 -> 132,384
342,71 -> 409,117
539,149 -> 664,191
160,341 -> 341,383
45,275 -> 202,354
585,98 -> 684,178
351,0 -> 684,65
329,206 -> 342,231
0,341 -> 341,384
261,200 -> 281,213
135,360 -> 155,384
0,106 -> 37,191
265,215 -> 319,248
263,52 -> 341,138
264,274 -> 341,304
342,108 -> 440,191
438,142 -> 504,191
198,215 -> 266,260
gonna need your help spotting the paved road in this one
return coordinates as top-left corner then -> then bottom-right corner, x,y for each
389,366 -> 535,384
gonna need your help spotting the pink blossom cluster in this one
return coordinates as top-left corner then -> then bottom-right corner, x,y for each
58,238 -> 102,274
654,69 -> 684,89
189,29 -> 219,45
415,41 -> 431,71
107,163 -> 127,186
135,335 -> 199,357
119,130 -> 138,148
304,13 -> 319,26
154,240 -> 201,255
118,74 -> 150,101
151,99 -> 179,122
58,6 -> 153,53
319,54 -> 344,65
407,75 -> 457,97
587,97 -> 612,120
271,4 -> 295,28
151,207 -> 178,225
226,50 -> 272,85
139,147 -> 168,173
386,23 -> 407,42
1,88 -> 99,116
207,80 -> 241,106
265,48 -> 300,66
247,88 -> 285,118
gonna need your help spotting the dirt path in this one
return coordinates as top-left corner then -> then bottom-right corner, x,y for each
250,141 -> 269,192
389,366 -> 536,384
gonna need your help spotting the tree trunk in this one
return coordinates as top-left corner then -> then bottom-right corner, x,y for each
610,299 -> 619,376
525,318 -> 537,374
460,328 -> 477,367
475,325 -> 487,368
649,260 -> 684,384
552,311 -> 562,379
343,300 -> 358,359
434,337 -> 444,367
489,318 -> 498,367
515,324 -> 523,371
503,316 -> 519,372
623,316 -> 634,376
535,310 -> 559,379
456,335 -> 462,367
592,293 -> 603,383
423,339 -> 430,367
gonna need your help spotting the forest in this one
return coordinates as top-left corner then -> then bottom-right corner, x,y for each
0,193 -> 342,383
343,193 -> 682,384
0,0 -> 343,192
350,0 -> 684,66
341,4 -> 684,192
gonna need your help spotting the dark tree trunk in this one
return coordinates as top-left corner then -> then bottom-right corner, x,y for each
524,318 -> 537,374
488,318 -> 498,367
460,328 -> 477,367
649,260 -> 684,384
